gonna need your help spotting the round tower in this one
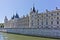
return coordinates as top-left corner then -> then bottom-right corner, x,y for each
29,6 -> 38,28
4,16 -> 8,23
4,16 -> 8,28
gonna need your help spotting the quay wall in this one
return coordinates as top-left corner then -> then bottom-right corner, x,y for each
0,28 -> 60,38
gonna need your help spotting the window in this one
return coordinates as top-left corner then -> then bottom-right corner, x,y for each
41,22 -> 43,25
46,14 -> 48,17
46,22 -> 48,25
51,21 -> 53,24
31,20 -> 33,26
51,26 -> 53,28
57,13 -> 59,15
38,19 -> 39,21
51,14 -> 53,16
57,17 -> 59,19
32,15 -> 33,17
45,26 -> 48,28
57,21 -> 59,24
38,19 -> 39,25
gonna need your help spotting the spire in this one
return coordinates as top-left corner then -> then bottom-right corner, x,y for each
46,9 -> 49,12
11,15 -> 15,19
32,4 -> 36,12
4,16 -> 8,23
15,12 -> 19,18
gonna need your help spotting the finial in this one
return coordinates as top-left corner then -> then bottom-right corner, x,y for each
46,9 -> 49,12
56,7 -> 58,10
15,12 -> 19,18
32,3 -> 36,12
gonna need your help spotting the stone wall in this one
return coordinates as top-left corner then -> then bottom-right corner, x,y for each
0,28 -> 60,38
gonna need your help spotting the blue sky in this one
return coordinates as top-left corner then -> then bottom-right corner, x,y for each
0,0 -> 60,23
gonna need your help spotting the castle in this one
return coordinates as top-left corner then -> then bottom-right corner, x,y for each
4,6 -> 60,29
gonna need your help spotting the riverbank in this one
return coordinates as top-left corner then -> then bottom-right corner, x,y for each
0,28 -> 60,38
1,32 -> 58,40
2,32 -> 60,39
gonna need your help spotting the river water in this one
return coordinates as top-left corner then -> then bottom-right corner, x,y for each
0,32 -> 59,40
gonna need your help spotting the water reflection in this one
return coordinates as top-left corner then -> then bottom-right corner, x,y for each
0,33 -> 7,40
0,35 -> 4,40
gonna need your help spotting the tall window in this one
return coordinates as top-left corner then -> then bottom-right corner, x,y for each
51,21 -> 53,24
38,19 -> 39,25
46,22 -> 48,25
57,17 -> 59,19
57,13 -> 59,15
41,22 -> 43,25
32,15 -> 33,17
57,21 -> 59,24
31,20 -> 33,26
51,18 -> 53,19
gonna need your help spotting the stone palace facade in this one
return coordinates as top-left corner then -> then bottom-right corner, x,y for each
4,6 -> 60,29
